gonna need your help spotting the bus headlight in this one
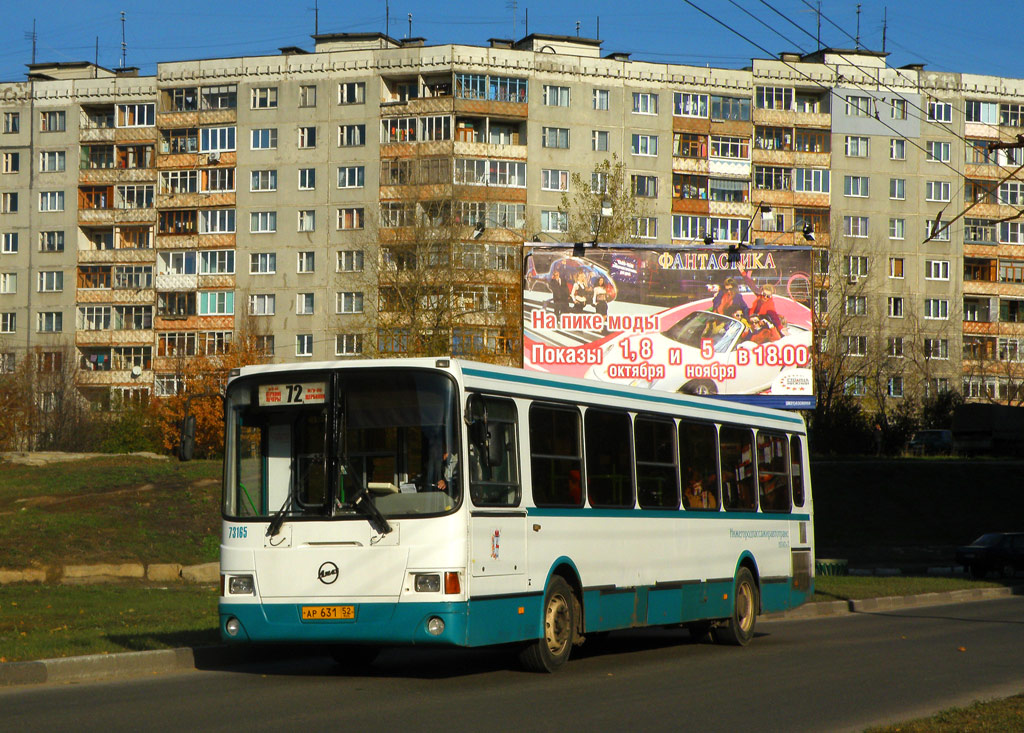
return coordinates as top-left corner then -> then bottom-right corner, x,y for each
426,616 -> 445,636
228,575 -> 255,595
225,617 -> 241,637
415,573 -> 441,593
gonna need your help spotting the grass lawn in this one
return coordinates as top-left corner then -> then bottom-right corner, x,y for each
813,575 -> 1003,602
0,583 -> 219,663
0,456 -> 222,568
866,694 -> 1024,732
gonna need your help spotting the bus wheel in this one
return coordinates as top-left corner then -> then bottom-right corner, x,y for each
519,576 -> 576,672
715,568 -> 758,646
330,644 -> 380,670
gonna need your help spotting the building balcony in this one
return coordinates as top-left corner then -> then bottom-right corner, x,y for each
197,233 -> 235,249
378,183 -> 453,201
709,119 -> 753,137
672,157 -> 710,175
452,97 -> 528,119
671,198 -> 710,215
78,168 -> 157,185
453,140 -> 528,159
77,248 -> 156,265
75,329 -> 154,347
155,233 -> 199,249
76,288 -> 155,305
78,208 -> 158,226
708,158 -> 751,178
154,191 -> 235,209
114,127 -> 159,144
76,369 -> 154,387
156,151 -> 236,169
156,109 -> 236,128
672,117 -> 712,134
154,273 -> 198,291
793,191 -> 830,208
751,189 -> 795,207
79,127 -> 116,143
708,200 -> 749,217
793,151 -> 830,167
197,274 -> 234,289
379,96 -> 455,116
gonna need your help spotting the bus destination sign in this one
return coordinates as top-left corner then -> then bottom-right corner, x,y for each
258,382 -> 327,407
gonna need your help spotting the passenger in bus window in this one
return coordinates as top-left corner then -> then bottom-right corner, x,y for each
435,451 -> 458,493
684,467 -> 717,509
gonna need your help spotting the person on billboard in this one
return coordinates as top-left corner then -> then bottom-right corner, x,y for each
748,316 -> 782,344
570,271 -> 590,312
549,269 -> 570,320
710,277 -> 749,319
737,266 -> 782,331
592,277 -> 610,316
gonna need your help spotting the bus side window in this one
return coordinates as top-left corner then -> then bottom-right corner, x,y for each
529,404 -> 583,507
679,420 -> 719,510
756,430 -> 791,513
468,395 -> 520,507
585,408 -> 634,509
720,426 -> 756,511
790,435 -> 806,507
636,415 -> 679,509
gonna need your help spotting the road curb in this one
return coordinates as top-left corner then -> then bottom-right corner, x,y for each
2,586 -> 1017,688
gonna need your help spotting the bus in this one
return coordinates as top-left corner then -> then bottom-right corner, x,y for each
218,357 -> 814,671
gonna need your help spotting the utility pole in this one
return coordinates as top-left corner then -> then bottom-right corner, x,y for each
120,11 -> 127,69
881,7 -> 887,53
855,4 -> 861,49
24,20 -> 37,65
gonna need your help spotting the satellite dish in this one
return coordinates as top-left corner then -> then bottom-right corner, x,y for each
131,365 -> 143,378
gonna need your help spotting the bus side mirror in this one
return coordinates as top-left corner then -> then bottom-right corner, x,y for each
179,414 -> 196,461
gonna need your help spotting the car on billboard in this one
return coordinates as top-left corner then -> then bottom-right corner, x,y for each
525,255 -> 618,311
586,297 -> 812,395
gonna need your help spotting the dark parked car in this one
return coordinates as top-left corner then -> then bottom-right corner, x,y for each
907,429 -> 954,455
955,532 -> 1024,578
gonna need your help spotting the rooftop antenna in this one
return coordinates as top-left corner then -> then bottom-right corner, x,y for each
95,37 -> 99,77
576,20 -> 580,37
313,0 -> 319,36
507,0 -> 517,40
855,3 -> 861,49
386,0 -> 389,39
525,8 -> 528,37
407,13 -> 412,39
596,16 -> 600,40
120,10 -> 127,69
881,7 -> 887,53
24,19 -> 37,66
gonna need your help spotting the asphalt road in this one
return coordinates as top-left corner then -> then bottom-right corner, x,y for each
3,597 -> 1023,733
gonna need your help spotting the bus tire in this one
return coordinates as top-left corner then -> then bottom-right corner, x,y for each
715,568 -> 758,646
519,576 -> 576,673
330,644 -> 380,670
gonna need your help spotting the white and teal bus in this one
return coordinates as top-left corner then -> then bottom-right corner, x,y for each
219,357 -> 814,671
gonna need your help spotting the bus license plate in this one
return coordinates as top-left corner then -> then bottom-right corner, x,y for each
301,605 -> 355,620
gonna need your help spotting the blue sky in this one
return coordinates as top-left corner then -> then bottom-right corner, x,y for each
2,1 -> 1023,83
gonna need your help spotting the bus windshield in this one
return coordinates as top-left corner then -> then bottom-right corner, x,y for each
223,368 -> 460,521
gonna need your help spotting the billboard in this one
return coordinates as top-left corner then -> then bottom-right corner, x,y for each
522,245 -> 816,409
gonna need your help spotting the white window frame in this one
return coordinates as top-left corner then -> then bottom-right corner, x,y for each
541,169 -> 569,192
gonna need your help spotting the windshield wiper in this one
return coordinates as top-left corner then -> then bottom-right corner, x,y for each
341,462 -> 392,535
266,490 -> 294,538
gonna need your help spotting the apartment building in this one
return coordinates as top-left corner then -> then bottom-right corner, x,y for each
0,32 -> 1022,408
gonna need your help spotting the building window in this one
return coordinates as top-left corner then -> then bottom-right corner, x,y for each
925,260 -> 950,280
338,124 -> 366,147
794,168 -> 829,193
543,127 -> 569,149
0,233 -> 16,254
2,152 -> 19,174
337,250 -> 364,272
844,336 -> 867,356
338,82 -> 366,104
296,293 -> 314,315
710,135 -> 749,159
0,313 -> 14,333
250,252 -> 276,274
757,87 -> 793,110
887,377 -> 904,398
631,134 -> 658,156
889,257 -> 904,278
889,218 -> 905,240
337,208 -> 364,230
297,251 -> 315,273
844,175 -> 869,197
250,169 -> 277,192
337,166 -> 365,188
891,99 -> 907,120
711,95 -> 750,121
591,130 -> 609,151
889,178 -> 905,200
299,85 -> 317,107
844,216 -> 869,238
116,104 -> 155,127
925,338 -> 949,360
2,112 -> 19,134
248,294 -> 275,316
1,193 -> 17,213
541,169 -> 569,192
543,85 -> 570,107
843,95 -> 872,117
297,211 -> 315,232
251,87 -> 278,109
0,272 -> 15,293
296,334 -> 313,357
926,181 -> 951,202
37,271 -> 63,292
888,297 -> 904,318
39,150 -> 66,172
845,296 -> 867,316
924,298 -> 949,320
40,111 -> 66,132
593,89 -> 609,110
634,217 -> 658,239
844,376 -> 866,396
632,92 -> 659,115
299,168 -> 316,190
337,291 -> 364,314
250,128 -> 278,150
298,126 -> 317,149
38,191 -> 64,212
198,249 -> 235,273
250,211 -> 277,233
927,100 -> 952,123
37,311 -> 63,332
844,256 -> 869,278
336,333 -> 363,356
888,337 -> 904,358
631,174 -> 658,198
591,172 -> 608,194
201,126 -> 236,152
541,211 -> 568,233
845,136 -> 869,157
926,141 -> 950,163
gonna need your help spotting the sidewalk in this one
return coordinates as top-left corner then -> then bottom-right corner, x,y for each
1,585 -> 1016,688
